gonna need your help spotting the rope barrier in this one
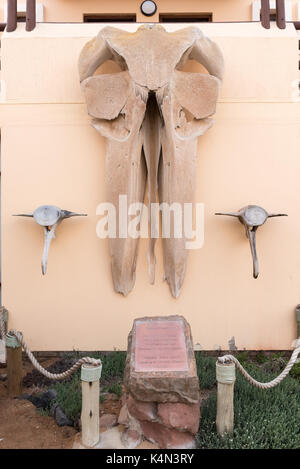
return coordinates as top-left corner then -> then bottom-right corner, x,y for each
0,309 -> 101,381
9,329 -> 101,380
1,310 -> 103,448
1,308 -> 299,386
217,340 -> 300,389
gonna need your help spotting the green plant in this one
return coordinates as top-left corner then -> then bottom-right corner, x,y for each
290,361 -> 300,381
235,351 -> 250,366
63,350 -> 82,360
195,352 -> 216,389
261,355 -> 286,375
87,351 -> 126,382
196,361 -> 300,449
272,351 -> 286,360
255,351 -> 267,364
107,382 -> 122,398
36,408 -> 51,417
53,372 -> 82,422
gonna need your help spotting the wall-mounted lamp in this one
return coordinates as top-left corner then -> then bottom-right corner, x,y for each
140,1 -> 157,17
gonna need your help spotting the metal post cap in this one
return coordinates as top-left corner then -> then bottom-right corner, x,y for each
6,333 -> 20,348
81,364 -> 102,382
216,361 -> 236,384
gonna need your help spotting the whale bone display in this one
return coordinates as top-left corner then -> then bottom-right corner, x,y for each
14,205 -> 87,275
215,205 -> 287,278
79,24 -> 224,297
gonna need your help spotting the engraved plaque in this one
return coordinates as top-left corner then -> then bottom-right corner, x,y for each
134,319 -> 188,372
124,315 -> 200,403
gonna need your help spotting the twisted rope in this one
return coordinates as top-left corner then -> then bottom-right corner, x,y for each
2,308 -> 299,386
8,329 -> 101,381
218,340 -> 300,389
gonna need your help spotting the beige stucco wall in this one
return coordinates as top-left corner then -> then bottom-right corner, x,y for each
1,22 -> 300,351
0,0 -> 300,23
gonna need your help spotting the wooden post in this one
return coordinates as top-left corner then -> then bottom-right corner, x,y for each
26,0 -> 36,32
81,364 -> 102,448
276,0 -> 286,29
6,333 -> 23,397
296,305 -> 300,338
216,361 -> 236,436
0,307 -> 8,333
6,0 -> 17,32
0,308 -> 8,363
261,0 -> 271,29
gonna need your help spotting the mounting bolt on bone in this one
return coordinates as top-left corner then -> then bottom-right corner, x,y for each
13,205 -> 87,275
215,205 -> 287,279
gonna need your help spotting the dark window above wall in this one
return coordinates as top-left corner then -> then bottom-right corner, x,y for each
17,13 -> 26,23
83,14 -> 136,23
260,10 -> 277,21
159,13 -> 213,23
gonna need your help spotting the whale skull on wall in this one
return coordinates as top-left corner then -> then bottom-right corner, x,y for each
79,24 -> 224,298
14,206 -> 87,275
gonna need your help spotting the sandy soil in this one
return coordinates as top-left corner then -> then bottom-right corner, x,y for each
0,356 -> 126,449
0,397 -> 77,449
0,358 -> 78,449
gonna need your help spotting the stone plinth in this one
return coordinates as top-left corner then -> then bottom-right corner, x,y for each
124,315 -> 199,404
121,316 -> 200,449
